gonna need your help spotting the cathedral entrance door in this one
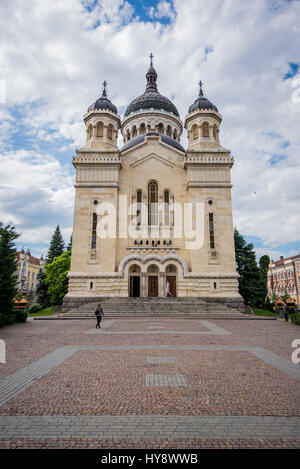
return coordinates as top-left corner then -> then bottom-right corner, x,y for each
130,276 -> 140,297
148,276 -> 158,297
166,276 -> 176,297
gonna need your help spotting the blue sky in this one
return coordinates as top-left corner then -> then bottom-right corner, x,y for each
0,0 -> 300,262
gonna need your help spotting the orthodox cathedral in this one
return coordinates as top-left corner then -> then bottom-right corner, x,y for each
64,55 -> 243,313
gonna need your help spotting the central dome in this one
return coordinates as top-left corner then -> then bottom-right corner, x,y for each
124,57 -> 179,118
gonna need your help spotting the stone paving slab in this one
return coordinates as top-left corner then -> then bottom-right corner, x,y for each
145,374 -> 187,387
0,415 -> 299,440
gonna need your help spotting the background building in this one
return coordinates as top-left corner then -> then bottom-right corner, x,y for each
268,254 -> 300,305
16,248 -> 45,294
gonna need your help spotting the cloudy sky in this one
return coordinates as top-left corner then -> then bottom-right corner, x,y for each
0,0 -> 299,261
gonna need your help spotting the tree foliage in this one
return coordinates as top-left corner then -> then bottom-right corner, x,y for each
46,225 -> 65,264
234,228 -> 266,307
0,223 -> 19,326
44,251 -> 71,305
36,268 -> 49,308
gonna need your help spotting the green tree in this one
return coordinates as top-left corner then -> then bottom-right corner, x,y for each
36,268 -> 49,308
46,225 -> 65,264
44,251 -> 71,305
259,254 -> 270,294
67,234 -> 72,252
234,228 -> 266,307
0,223 -> 19,326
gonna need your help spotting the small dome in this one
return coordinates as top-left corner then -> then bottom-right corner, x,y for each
87,81 -> 118,114
124,55 -> 179,118
188,81 -> 218,114
124,92 -> 179,118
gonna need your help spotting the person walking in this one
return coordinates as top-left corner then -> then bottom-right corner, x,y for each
279,304 -> 284,319
95,303 -> 104,328
166,280 -> 172,297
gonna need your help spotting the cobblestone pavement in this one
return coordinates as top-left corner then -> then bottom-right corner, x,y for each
0,317 -> 299,449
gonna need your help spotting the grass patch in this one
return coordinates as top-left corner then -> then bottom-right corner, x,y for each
290,312 -> 300,325
28,306 -> 55,317
252,307 -> 279,318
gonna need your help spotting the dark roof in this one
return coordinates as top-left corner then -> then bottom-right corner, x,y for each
87,81 -> 118,114
124,59 -> 179,118
188,82 -> 218,113
120,132 -> 185,153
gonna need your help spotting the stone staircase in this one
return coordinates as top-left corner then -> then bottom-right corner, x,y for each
55,297 -> 250,319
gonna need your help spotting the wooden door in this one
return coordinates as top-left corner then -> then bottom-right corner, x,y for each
148,276 -> 158,297
166,276 -> 176,297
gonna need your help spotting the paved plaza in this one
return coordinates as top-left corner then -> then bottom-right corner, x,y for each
0,316 -> 299,449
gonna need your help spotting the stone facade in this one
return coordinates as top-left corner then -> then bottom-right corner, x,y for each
65,60 -> 242,305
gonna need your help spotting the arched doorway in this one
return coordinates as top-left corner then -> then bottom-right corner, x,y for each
166,264 -> 177,297
147,264 -> 159,297
129,264 -> 141,297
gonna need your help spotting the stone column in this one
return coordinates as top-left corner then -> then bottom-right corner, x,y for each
160,272 -> 166,297
141,272 -> 147,297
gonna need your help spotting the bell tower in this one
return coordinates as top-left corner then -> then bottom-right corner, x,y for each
184,81 -> 222,151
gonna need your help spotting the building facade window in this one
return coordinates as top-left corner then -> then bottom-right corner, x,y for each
164,190 -> 170,225
209,213 -> 215,249
148,182 -> 158,226
136,190 -> 142,227
91,213 -> 97,249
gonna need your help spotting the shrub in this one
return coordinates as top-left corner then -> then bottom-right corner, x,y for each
28,303 -> 42,314
290,312 -> 300,326
16,310 -> 27,323
6,311 -> 16,325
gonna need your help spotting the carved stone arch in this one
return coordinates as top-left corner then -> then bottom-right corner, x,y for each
118,253 -> 189,277
96,121 -> 104,137
202,121 -> 209,137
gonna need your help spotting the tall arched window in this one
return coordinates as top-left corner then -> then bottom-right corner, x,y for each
132,125 -> 137,138
164,190 -> 170,225
166,125 -> 172,137
87,124 -> 92,140
202,122 -> 209,137
126,129 -> 131,141
158,123 -> 164,134
173,129 -> 178,140
139,123 -> 146,135
148,181 -> 158,226
136,190 -> 142,227
107,124 -> 113,140
97,122 -> 103,137
192,124 -> 198,140
213,124 -> 217,139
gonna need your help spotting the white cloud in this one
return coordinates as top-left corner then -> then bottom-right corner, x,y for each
0,0 -> 299,256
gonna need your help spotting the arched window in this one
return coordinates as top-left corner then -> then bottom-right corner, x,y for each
139,123 -> 146,135
166,264 -> 177,273
213,124 -> 217,139
192,124 -> 198,140
87,124 -> 92,140
166,125 -> 172,137
136,189 -> 142,227
126,129 -> 131,141
147,264 -> 159,273
173,129 -> 178,140
202,122 -> 209,137
148,181 -> 158,226
164,190 -> 170,225
97,122 -> 103,137
129,264 -> 141,273
132,125 -> 137,138
107,124 -> 113,140
158,123 -> 164,134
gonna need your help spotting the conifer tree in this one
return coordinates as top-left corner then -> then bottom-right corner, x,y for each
67,234 -> 72,252
46,225 -> 65,264
259,254 -> 270,297
234,228 -> 266,307
0,223 -> 19,326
